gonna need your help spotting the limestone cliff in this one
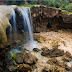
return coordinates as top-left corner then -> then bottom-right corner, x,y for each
0,13 -> 11,43
0,5 -> 12,43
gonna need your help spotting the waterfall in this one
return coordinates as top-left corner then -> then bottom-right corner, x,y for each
9,7 -> 20,56
9,7 -> 37,54
18,7 -> 37,50
18,7 -> 34,41
23,7 -> 34,41
9,7 -> 18,49
11,7 -> 17,41
9,26 -> 12,48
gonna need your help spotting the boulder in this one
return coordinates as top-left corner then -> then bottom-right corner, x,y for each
33,48 -> 41,52
13,51 -> 38,65
41,48 -> 64,57
23,51 -> 38,65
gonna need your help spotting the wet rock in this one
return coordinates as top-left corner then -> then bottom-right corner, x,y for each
13,51 -> 38,65
23,51 -> 38,65
64,51 -> 72,59
49,48 -> 64,57
41,47 -> 50,56
33,48 -> 41,52
41,51 -> 50,56
41,46 -> 49,51
41,48 -> 64,57
17,64 -> 32,72
13,53 -> 23,64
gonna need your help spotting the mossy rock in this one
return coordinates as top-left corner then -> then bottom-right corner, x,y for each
13,53 -> 16,60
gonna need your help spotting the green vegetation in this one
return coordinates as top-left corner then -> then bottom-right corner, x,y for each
62,10 -> 72,15
64,3 -> 72,12
19,0 -> 72,12
1,0 -> 72,12
13,53 -> 16,60
19,4 -> 39,7
43,0 -> 72,12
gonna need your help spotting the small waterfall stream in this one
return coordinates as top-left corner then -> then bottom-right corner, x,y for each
9,7 -> 20,56
23,7 -> 34,41
9,7 -> 37,56
18,7 -> 37,51
11,7 -> 17,41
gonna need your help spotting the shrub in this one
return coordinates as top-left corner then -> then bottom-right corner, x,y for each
64,3 -> 72,12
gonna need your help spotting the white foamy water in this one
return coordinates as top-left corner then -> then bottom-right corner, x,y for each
18,7 -> 38,50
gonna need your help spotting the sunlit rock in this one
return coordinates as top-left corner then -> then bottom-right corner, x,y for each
0,5 -> 12,43
0,13 -> 11,43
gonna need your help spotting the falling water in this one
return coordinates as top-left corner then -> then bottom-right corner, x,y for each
9,7 -> 38,57
23,7 -> 34,41
9,7 -> 20,56
9,26 -> 12,48
18,7 -> 34,41
11,7 -> 17,41
18,7 -> 28,41
18,7 -> 37,50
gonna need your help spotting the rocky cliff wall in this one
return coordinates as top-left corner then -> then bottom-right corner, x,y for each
31,6 -> 72,32
0,5 -> 12,48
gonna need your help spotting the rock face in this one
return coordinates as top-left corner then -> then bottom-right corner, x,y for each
0,5 -> 12,44
0,5 -> 12,20
31,6 -> 72,32
0,13 -> 11,43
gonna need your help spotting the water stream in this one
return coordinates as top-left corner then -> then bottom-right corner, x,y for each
9,7 -> 19,56
11,7 -> 17,41
9,7 -> 37,56
22,7 -> 34,41
18,7 -> 37,51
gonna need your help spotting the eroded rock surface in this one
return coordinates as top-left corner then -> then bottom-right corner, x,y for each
0,5 -> 12,44
13,51 -> 38,65
0,13 -> 11,43
31,6 -> 72,32
41,48 -> 64,57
